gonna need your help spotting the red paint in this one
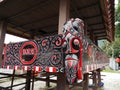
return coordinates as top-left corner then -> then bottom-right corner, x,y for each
88,45 -> 92,57
56,37 -> 62,46
116,58 -> 120,63
22,66 -> 29,71
78,38 -> 83,79
70,37 -> 80,53
42,39 -> 48,46
66,57 -> 76,60
53,67 -> 57,72
2,44 -> 7,68
46,67 -> 57,72
33,66 -> 42,72
20,41 -> 38,65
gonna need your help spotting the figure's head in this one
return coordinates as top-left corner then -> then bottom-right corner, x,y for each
63,18 -> 84,36
62,18 -> 84,84
62,18 -> 84,54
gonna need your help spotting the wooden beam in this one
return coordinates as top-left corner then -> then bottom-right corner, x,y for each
95,33 -> 106,37
84,14 -> 101,19
77,2 -> 98,10
89,30 -> 94,42
0,21 -> 7,66
95,37 -> 98,46
7,24 -> 31,39
71,0 -> 82,18
88,22 -> 103,26
84,22 -> 88,36
93,30 -> 105,33
8,1 -> 48,19
88,27 -> 104,31
17,14 -> 57,28
94,31 -> 105,34
58,0 -> 70,34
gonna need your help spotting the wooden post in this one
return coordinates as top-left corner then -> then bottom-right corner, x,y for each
57,72 -> 68,90
84,22 -> 88,36
0,21 -> 7,67
57,0 -> 70,90
95,37 -> 98,46
58,0 -> 70,34
97,69 -> 101,87
83,73 -> 89,90
10,69 -> 15,90
25,70 -> 32,90
46,76 -> 50,87
89,31 -> 94,42
92,71 -> 97,90
31,71 -> 35,90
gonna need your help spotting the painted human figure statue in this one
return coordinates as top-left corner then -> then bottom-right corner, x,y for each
62,18 -> 84,84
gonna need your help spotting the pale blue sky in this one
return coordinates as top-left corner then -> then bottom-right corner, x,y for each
115,0 -> 118,7
4,34 -> 27,44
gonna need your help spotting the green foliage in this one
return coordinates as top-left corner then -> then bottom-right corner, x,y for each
114,0 -> 120,57
101,40 -> 112,57
112,38 -> 120,57
115,0 -> 120,38
101,38 -> 120,58
115,0 -> 120,21
115,23 -> 120,38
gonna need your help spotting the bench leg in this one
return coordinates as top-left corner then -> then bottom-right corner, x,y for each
83,73 -> 89,90
46,76 -> 50,87
57,73 -> 68,90
97,69 -> 101,87
25,70 -> 31,90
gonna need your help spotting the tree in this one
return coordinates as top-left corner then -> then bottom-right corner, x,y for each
115,0 -> 120,21
101,38 -> 120,58
101,40 -> 113,57
115,0 -> 120,38
113,38 -> 120,57
115,23 -> 120,38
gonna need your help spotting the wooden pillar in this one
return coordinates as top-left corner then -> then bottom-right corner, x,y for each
89,31 -> 94,42
95,38 -> 98,46
0,21 -> 7,66
92,71 -> 97,90
57,72 -> 68,90
46,76 -> 50,87
97,69 -> 101,87
83,73 -> 89,90
58,0 -> 70,34
31,71 -> 35,90
57,0 -> 70,90
84,22 -> 88,36
25,70 -> 32,90
10,69 -> 15,90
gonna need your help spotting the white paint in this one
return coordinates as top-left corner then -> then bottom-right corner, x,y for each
49,67 -> 53,72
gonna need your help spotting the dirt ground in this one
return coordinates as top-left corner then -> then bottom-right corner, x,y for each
99,72 -> 120,90
0,72 -> 120,90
